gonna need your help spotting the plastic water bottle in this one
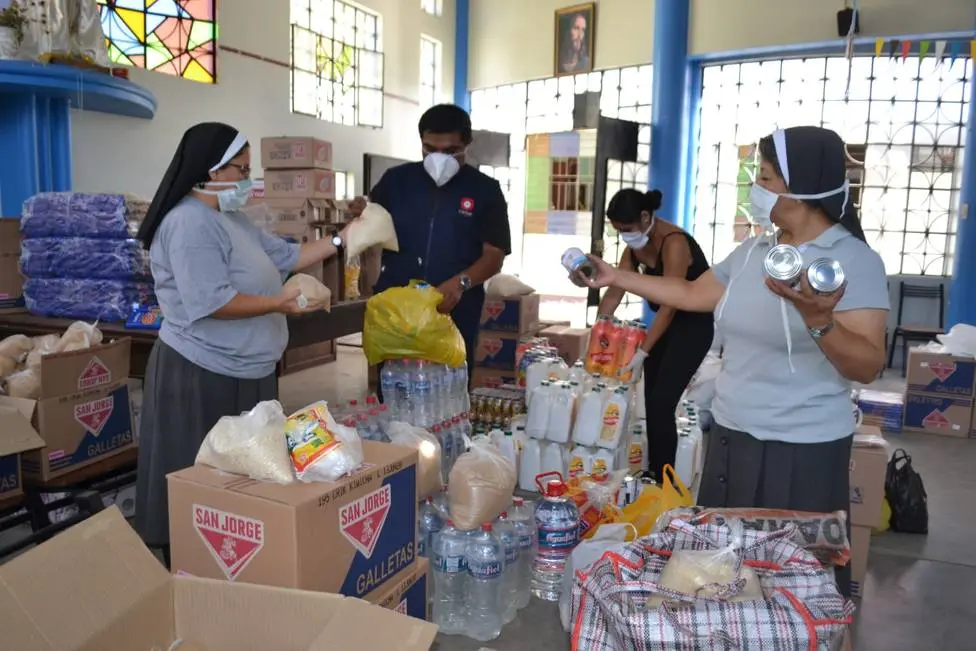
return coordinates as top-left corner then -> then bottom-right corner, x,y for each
509,496 -> 536,609
495,512 -> 520,625
428,363 -> 444,423
418,496 -> 444,559
532,477 -> 580,601
466,523 -> 504,641
433,483 -> 450,519
432,520 -> 469,635
411,360 -> 434,429
397,359 -> 415,424
452,415 -> 468,462
380,361 -> 399,419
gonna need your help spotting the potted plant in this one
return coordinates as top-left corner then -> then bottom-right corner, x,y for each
0,1 -> 26,59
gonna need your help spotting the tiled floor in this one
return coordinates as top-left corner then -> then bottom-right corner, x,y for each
281,347 -> 976,651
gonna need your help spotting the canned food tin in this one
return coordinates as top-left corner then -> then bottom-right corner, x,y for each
806,257 -> 846,295
561,246 -> 596,278
763,244 -> 804,285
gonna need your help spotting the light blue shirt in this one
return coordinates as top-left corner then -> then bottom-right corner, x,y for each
150,197 -> 300,379
710,224 -> 889,444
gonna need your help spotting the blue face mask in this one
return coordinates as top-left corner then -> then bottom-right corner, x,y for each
198,179 -> 253,212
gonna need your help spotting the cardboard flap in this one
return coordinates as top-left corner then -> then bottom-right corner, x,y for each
0,507 -> 173,651
306,597 -> 437,651
0,404 -> 43,456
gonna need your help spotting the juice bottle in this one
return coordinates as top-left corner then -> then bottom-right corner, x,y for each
597,387 -> 630,450
567,445 -> 592,479
590,448 -> 614,482
584,316 -> 614,374
603,320 -> 624,378
616,322 -> 646,382
571,386 -> 604,446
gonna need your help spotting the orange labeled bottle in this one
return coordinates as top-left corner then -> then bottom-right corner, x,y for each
584,316 -> 614,374
616,321 -> 646,382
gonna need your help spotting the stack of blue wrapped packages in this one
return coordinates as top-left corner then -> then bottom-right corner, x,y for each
20,193 -> 156,322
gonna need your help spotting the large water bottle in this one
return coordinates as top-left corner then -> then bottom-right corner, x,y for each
465,523 -> 504,642
495,512 -> 520,625
418,496 -> 444,559
411,360 -> 434,428
532,475 -> 580,601
432,520 -> 468,635
509,496 -> 536,609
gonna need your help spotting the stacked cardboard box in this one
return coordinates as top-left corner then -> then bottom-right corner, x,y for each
167,442 -> 430,617
857,389 -> 903,432
848,425 -> 889,597
472,294 -> 540,387
901,349 -> 976,438
0,219 -> 24,311
539,324 -> 590,365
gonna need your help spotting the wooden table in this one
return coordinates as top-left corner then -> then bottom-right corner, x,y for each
0,300 -> 367,378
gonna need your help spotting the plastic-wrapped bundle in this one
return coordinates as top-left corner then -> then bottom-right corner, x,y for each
21,237 -> 150,281
21,193 -> 133,239
25,278 -> 156,322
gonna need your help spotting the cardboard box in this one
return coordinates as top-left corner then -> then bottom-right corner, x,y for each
267,198 -> 332,231
480,294 -> 539,333
0,406 -> 45,500
905,350 -> 976,398
261,136 -> 334,170
0,507 -> 436,651
540,325 -> 590,364
365,558 -> 430,622
849,429 -> 888,528
475,331 -> 521,370
471,367 -> 518,388
0,218 -> 23,308
849,524 -> 871,598
265,169 -> 336,200
901,391 -> 973,438
856,389 -> 903,432
0,338 -> 135,481
168,442 -> 418,598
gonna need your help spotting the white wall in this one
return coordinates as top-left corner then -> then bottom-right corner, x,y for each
71,0 -> 456,198
468,0 -> 975,89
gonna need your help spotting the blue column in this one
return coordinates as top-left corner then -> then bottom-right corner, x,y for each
946,76 -> 976,328
453,0 -> 470,112
643,0 -> 691,325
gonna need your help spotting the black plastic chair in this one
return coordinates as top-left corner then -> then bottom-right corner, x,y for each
886,281 -> 945,377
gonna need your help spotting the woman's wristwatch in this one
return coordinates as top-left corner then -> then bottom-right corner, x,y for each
808,320 -> 836,339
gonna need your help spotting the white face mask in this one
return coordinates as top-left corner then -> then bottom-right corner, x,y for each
748,180 -> 851,231
619,217 -> 656,249
197,179 -> 253,213
424,153 -> 461,187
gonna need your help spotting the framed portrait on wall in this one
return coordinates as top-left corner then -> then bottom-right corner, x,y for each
554,3 -> 595,76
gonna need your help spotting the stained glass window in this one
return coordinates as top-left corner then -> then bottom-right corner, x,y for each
290,0 -> 384,128
420,36 -> 441,108
96,0 -> 217,84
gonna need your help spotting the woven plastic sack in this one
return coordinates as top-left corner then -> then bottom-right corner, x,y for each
571,520 -> 854,650
196,400 -> 295,484
363,280 -> 466,367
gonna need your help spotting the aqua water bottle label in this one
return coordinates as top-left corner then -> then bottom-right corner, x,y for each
415,380 -> 431,395
518,533 -> 533,550
468,558 -> 503,579
538,524 -> 579,550
505,545 -> 518,564
434,552 -> 467,574
418,539 -> 426,556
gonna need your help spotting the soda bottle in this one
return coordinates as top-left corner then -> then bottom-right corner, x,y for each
432,520 -> 469,635
465,523 -> 503,641
532,476 -> 580,601
509,496 -> 536,609
495,512 -> 520,625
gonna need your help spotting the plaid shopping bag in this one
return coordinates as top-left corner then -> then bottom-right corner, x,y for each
571,520 -> 854,650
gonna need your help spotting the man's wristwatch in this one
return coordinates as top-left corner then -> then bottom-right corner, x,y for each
808,320 -> 836,339
331,231 -> 344,250
458,274 -> 472,292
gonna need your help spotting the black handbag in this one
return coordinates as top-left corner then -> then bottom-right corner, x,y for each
884,449 -> 928,534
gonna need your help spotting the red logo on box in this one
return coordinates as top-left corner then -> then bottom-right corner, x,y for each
339,484 -> 391,559
74,396 -> 114,436
928,362 -> 956,382
481,338 -> 503,357
922,409 -> 951,429
292,142 -> 307,158
484,300 -> 505,320
394,599 -> 408,614
194,505 -> 265,581
78,357 -> 111,390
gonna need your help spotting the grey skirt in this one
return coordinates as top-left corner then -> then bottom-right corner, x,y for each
134,340 -> 278,547
697,423 -> 853,596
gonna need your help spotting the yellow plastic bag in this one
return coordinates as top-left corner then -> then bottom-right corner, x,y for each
874,497 -> 892,534
619,465 -> 693,537
363,280 -> 467,367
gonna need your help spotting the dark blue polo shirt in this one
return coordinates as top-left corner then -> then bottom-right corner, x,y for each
369,162 -> 512,363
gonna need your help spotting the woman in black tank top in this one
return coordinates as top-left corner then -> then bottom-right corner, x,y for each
596,188 -> 714,480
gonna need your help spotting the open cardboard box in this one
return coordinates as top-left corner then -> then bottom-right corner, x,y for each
0,405 -> 45,499
0,507 -> 438,650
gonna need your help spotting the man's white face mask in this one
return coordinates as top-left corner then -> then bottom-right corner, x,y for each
424,152 -> 462,187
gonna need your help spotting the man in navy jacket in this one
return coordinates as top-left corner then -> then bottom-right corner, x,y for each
352,104 -> 512,375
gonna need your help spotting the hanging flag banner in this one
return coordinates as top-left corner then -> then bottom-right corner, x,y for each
901,40 -> 911,60
971,39 -> 976,61
888,40 -> 900,59
934,40 -> 948,62
948,41 -> 961,65
875,38 -> 884,57
919,41 -> 931,61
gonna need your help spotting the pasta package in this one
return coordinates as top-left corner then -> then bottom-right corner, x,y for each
285,401 -> 363,483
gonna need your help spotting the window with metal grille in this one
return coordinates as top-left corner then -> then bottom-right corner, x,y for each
290,0 -> 384,128
420,36 -> 442,108
470,65 -> 652,325
421,0 -> 443,16
694,55 -> 972,276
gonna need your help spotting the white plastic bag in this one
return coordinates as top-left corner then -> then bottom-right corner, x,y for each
386,420 -> 443,499
285,401 -> 364,482
26,334 -> 61,369
560,523 -> 637,631
448,439 -> 517,531
0,334 -> 34,362
485,273 -> 535,297
55,320 -> 103,353
345,202 -> 399,258
196,400 -> 295,484
685,351 -> 722,410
